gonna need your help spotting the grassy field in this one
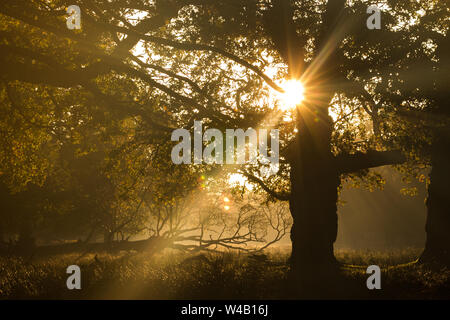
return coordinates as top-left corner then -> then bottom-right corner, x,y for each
0,247 -> 449,299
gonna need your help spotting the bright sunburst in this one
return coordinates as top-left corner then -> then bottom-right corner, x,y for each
278,79 -> 305,111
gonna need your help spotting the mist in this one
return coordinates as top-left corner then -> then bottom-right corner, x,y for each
336,166 -> 427,250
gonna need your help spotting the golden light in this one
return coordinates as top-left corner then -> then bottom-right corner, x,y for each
224,197 -> 230,203
278,79 -> 305,111
224,205 -> 230,211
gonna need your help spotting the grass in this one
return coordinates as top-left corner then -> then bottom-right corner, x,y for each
0,247 -> 449,299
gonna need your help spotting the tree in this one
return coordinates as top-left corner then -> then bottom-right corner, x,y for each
416,3 -> 450,265
0,74 -> 152,244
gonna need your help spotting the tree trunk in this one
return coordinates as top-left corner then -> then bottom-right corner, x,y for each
288,100 -> 340,293
17,222 -> 36,255
104,230 -> 114,245
419,35 -> 450,266
420,128 -> 450,265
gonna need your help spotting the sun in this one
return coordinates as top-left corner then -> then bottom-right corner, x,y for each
278,79 -> 305,111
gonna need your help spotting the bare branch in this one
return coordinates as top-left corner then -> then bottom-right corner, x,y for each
241,171 -> 290,201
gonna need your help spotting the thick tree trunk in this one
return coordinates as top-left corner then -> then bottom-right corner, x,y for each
288,101 -> 340,293
420,128 -> 450,265
419,36 -> 450,266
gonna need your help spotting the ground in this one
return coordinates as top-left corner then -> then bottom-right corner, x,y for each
0,247 -> 449,299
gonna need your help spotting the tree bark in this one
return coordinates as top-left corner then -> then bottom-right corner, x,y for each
288,99 -> 340,293
420,128 -> 450,265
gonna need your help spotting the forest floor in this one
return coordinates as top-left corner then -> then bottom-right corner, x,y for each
0,247 -> 449,299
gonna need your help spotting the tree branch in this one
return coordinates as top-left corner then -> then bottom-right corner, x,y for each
336,150 -> 406,174
241,171 -> 290,201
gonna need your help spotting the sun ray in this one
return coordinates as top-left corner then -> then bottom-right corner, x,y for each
277,80 -> 305,111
